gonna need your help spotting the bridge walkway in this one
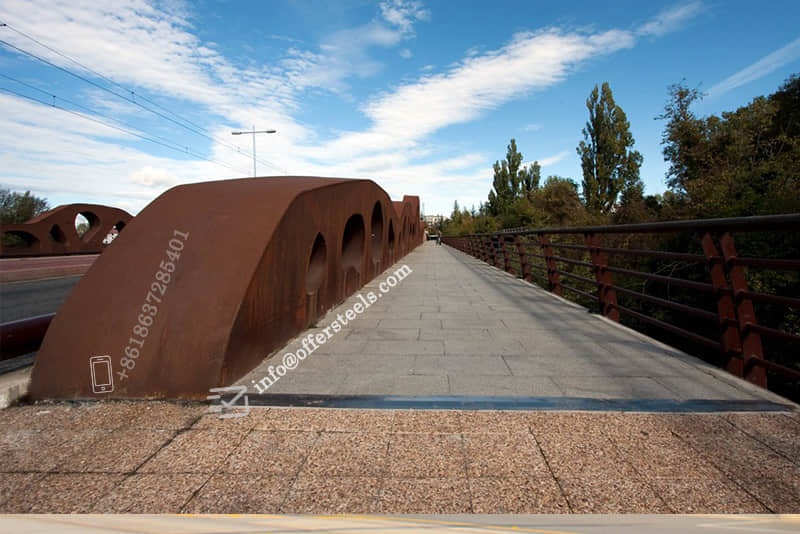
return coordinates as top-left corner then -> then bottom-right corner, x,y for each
238,241 -> 789,407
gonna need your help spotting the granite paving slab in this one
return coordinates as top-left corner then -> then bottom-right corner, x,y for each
1,403 -> 798,514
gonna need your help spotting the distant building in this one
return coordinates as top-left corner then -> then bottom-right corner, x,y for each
423,214 -> 443,227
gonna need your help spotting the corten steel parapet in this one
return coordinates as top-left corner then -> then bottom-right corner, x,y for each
28,177 -> 424,399
0,203 -> 132,257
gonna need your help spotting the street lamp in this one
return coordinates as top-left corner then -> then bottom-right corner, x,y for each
231,126 -> 276,177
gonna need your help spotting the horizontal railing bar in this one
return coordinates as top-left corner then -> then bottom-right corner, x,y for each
548,243 -> 589,252
551,255 -> 594,269
613,286 -> 719,322
604,265 -> 718,293
732,257 -> 800,271
745,357 -> 800,381
558,270 -> 597,286
560,284 -> 599,301
739,291 -> 800,309
614,304 -> 721,351
744,323 -> 800,344
594,247 -> 708,263
488,213 -> 800,236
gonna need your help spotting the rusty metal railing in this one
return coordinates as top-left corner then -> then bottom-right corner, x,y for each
442,214 -> 800,391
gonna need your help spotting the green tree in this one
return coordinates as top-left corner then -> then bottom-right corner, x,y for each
658,75 -> 800,217
487,139 -> 540,216
577,83 -> 643,214
1,188 -> 50,248
657,81 -> 705,196
450,200 -> 462,226
530,176 -> 588,228
0,188 -> 50,225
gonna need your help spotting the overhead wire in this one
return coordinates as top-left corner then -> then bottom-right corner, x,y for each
0,21 -> 287,174
0,85 -> 251,176
0,71 -> 223,160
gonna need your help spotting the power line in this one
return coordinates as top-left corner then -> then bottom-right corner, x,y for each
0,72 -> 206,155
0,85 -> 250,176
1,23 -> 219,137
0,22 -> 287,173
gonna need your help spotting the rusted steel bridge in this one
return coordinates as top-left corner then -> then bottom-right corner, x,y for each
1,203 -> 132,257
25,177 -> 424,399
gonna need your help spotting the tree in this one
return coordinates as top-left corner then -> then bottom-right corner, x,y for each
487,139 -> 540,216
657,81 -> 705,195
530,176 -> 588,228
519,160 -> 541,198
1,188 -> 50,248
657,75 -> 800,217
0,188 -> 50,225
577,83 -> 643,214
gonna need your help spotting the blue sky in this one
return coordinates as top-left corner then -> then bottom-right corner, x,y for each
1,0 -> 799,216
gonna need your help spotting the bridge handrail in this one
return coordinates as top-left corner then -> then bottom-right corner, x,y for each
442,213 -> 800,394
486,213 -> 800,236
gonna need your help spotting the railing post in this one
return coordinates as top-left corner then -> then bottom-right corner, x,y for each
585,233 -> 619,321
480,236 -> 490,262
702,233 -> 744,378
515,235 -> 531,282
720,232 -> 766,387
538,233 -> 562,296
501,235 -> 513,274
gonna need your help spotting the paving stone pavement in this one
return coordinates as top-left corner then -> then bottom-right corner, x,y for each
237,241 -> 789,404
0,403 -> 799,513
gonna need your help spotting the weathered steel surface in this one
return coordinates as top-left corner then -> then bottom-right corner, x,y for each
0,314 -> 54,360
1,204 -> 132,257
28,177 -> 424,399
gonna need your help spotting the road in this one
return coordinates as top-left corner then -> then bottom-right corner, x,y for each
0,275 -> 81,322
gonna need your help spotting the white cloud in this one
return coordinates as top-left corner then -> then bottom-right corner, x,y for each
380,0 -> 430,35
522,123 -> 542,132
707,36 -> 800,98
538,150 -> 570,167
637,1 -> 705,37
281,2 -> 430,95
129,166 -> 182,187
313,28 -> 635,160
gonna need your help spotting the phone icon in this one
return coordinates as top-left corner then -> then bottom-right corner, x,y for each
89,355 -> 114,394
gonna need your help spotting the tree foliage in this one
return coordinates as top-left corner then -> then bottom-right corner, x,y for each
0,188 -> 50,225
1,188 -> 51,248
577,83 -> 643,215
487,139 -> 540,216
443,75 -> 799,237
658,76 -> 800,217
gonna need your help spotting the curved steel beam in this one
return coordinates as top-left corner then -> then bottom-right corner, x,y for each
28,177 -> 424,399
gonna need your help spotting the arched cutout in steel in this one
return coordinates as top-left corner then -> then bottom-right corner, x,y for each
1,203 -> 133,256
29,177 -> 424,399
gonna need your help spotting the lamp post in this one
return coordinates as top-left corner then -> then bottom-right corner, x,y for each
231,126 -> 276,177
